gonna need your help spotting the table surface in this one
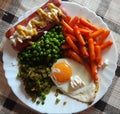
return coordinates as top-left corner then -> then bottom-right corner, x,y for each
0,0 -> 120,114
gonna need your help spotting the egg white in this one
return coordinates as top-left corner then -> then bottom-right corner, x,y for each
50,58 -> 98,103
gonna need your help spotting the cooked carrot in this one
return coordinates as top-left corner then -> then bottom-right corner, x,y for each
79,17 -> 99,31
62,20 -> 74,34
64,15 -> 71,23
66,50 -> 83,63
88,38 -> 95,61
95,45 -> 102,65
79,28 -> 91,36
97,30 -> 110,45
80,46 -> 89,58
89,28 -> 104,38
91,62 -> 98,81
66,36 -> 80,54
64,33 -> 77,42
61,16 -> 113,81
69,16 -> 79,28
62,24 -> 68,35
78,23 -> 93,31
74,26 -> 86,45
94,41 -> 97,45
100,40 -> 113,50
61,43 -> 71,49
78,23 -> 88,29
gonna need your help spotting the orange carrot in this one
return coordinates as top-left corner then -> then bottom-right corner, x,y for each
64,15 -> 71,23
97,30 -> 110,45
66,36 -> 80,54
69,16 -> 79,28
61,43 -> 71,49
79,17 -> 99,31
61,16 -> 113,81
64,33 -> 77,42
80,46 -> 89,58
78,23 -> 88,29
66,50 -> 83,63
78,23 -> 93,31
62,20 -> 74,34
79,28 -> 91,36
74,26 -> 86,45
94,41 -> 97,45
89,28 -> 104,38
100,40 -> 113,50
88,38 -> 95,61
91,62 -> 98,81
95,45 -> 102,65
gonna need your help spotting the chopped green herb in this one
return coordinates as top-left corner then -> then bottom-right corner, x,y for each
17,73 -> 21,78
63,101 -> 67,105
55,90 -> 59,97
87,19 -> 90,22
55,98 -> 60,104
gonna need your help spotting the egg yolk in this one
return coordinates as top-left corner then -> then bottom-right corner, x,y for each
52,61 -> 72,83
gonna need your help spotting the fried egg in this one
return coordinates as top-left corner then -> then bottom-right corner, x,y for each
50,58 -> 98,103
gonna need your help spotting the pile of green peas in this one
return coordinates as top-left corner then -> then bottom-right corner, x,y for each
18,25 -> 65,67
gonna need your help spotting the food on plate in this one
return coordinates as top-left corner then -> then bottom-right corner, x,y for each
18,25 -> 65,66
6,0 -> 113,106
5,0 -> 65,51
62,16 -> 113,81
17,13 -> 113,104
51,58 -> 98,103
17,25 -> 65,102
17,64 -> 53,102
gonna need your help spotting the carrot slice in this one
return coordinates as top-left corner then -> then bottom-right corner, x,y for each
91,62 -> 98,81
66,36 -> 80,54
79,28 -> 91,36
74,26 -> 86,45
88,38 -> 95,61
64,33 -> 77,42
69,16 -> 79,28
79,17 -> 99,31
66,50 -> 83,63
64,15 -> 71,23
80,46 -> 89,58
89,28 -> 104,38
95,45 -> 102,65
62,20 -> 74,34
100,40 -> 113,50
61,43 -> 71,49
97,30 -> 110,45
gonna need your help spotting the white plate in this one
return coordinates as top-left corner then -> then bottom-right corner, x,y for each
3,1 -> 118,113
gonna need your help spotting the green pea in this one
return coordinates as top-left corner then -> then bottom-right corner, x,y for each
40,51 -> 43,55
36,100 -> 40,105
41,92 -> 46,100
41,101 -> 45,105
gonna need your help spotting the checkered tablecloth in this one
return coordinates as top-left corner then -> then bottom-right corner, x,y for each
0,0 -> 120,114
